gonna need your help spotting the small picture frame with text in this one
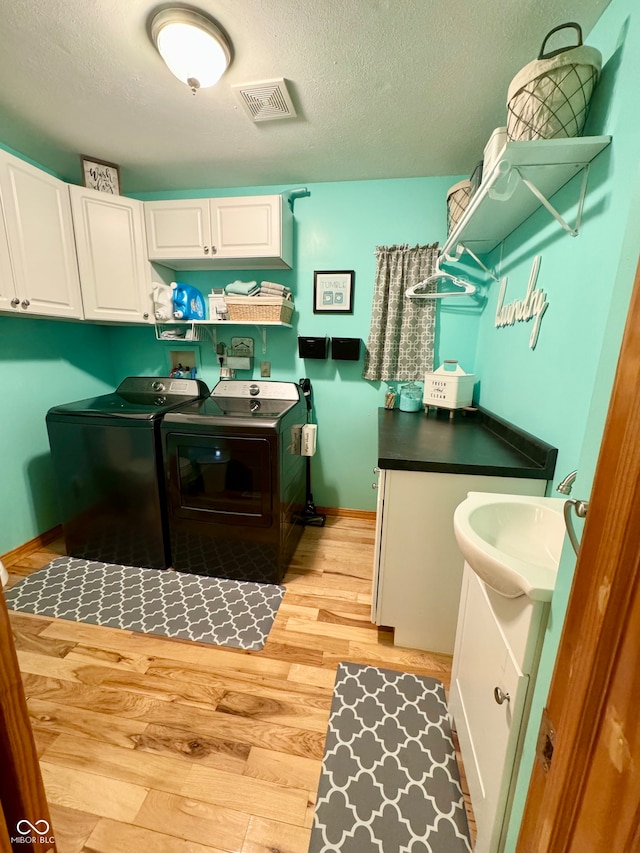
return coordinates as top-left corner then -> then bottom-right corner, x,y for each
313,270 -> 354,314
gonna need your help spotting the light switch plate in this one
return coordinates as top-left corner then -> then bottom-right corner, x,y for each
261,361 -> 271,377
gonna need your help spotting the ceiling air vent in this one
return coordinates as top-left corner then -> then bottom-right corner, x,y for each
232,78 -> 297,122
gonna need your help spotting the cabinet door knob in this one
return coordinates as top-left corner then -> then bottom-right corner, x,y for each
372,482 -> 378,490
373,466 -> 380,475
203,245 -> 209,254
494,686 -> 510,705
10,297 -> 20,307
211,245 -> 217,254
143,312 -> 149,320
21,299 -> 30,309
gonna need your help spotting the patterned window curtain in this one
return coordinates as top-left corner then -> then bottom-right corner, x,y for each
362,243 -> 438,381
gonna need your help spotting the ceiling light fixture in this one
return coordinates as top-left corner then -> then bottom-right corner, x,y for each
150,7 -> 232,94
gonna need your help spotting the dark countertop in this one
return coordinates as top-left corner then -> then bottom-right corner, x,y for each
378,408 -> 557,479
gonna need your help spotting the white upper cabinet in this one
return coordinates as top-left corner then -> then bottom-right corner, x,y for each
144,194 -> 293,270
0,199 -> 17,311
0,150 -> 83,319
144,199 -> 210,262
69,185 -> 156,324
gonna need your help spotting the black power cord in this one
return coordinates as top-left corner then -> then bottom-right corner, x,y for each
295,378 -> 326,527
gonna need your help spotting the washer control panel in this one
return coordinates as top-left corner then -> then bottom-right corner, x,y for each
211,380 -> 300,401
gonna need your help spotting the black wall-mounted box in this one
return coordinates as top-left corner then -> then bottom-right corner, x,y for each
298,336 -> 328,359
331,337 -> 361,361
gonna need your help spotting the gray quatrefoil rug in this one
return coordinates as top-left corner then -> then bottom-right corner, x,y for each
4,556 -> 284,651
309,662 -> 472,853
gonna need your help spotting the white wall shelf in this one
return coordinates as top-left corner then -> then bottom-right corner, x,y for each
155,319 -> 292,354
441,136 -> 612,258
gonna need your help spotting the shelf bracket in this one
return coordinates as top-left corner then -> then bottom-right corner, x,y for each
512,164 -> 590,238
442,243 -> 500,282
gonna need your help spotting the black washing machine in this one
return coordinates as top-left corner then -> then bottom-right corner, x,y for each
161,380 -> 307,584
46,376 -> 209,569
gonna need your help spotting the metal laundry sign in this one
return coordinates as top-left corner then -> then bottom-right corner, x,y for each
494,255 -> 548,349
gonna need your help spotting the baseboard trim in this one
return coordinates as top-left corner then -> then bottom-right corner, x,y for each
1,526 -> 63,566
317,506 -> 377,521
0,510 -> 376,565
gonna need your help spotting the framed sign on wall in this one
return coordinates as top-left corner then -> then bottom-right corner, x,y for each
80,156 -> 121,195
313,270 -> 355,314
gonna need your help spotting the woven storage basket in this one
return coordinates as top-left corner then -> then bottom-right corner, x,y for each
225,296 -> 294,323
507,22 -> 601,142
446,180 -> 472,235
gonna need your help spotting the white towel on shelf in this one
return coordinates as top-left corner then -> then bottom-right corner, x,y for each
257,290 -> 292,300
260,281 -> 290,294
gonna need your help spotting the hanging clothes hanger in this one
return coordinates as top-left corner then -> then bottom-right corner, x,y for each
404,257 -> 477,299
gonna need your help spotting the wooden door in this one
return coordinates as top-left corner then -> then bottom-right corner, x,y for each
517,255 -> 640,850
0,592 -> 55,851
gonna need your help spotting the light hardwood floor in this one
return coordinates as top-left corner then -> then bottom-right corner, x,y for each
3,515 -> 475,852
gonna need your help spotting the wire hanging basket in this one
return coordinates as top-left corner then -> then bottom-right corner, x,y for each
506,22 -> 602,142
446,180 -> 472,235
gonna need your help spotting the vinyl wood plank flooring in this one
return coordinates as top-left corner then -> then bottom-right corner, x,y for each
2,514 -> 477,851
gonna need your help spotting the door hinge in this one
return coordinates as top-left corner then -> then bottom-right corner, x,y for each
536,707 -> 556,773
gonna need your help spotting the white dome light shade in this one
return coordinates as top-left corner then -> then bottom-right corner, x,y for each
151,8 -> 231,91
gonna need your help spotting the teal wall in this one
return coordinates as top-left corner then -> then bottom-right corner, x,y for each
0,173 -> 479,555
473,0 -> 638,486
0,317 -> 115,554
500,0 -> 640,845
112,177 -> 479,512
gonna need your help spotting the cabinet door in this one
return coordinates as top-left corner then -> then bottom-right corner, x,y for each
0,197 -> 17,311
70,186 -> 154,323
210,195 -> 282,260
375,470 -> 547,655
0,151 -> 83,319
450,567 -> 529,853
145,199 -> 210,260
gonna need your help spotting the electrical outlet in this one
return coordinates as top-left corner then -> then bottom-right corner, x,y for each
261,361 -> 271,377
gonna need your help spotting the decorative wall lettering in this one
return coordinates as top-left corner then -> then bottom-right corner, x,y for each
494,255 -> 548,349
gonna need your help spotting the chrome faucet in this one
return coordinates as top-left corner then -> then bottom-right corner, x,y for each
556,470 -> 577,495
557,470 -> 588,556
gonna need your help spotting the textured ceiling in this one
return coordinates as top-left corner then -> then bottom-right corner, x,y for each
0,0 -> 611,193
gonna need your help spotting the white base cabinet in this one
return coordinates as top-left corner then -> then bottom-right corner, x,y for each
0,150 -> 83,319
69,186 -> 161,324
371,469 -> 546,655
449,565 -> 549,852
144,194 -> 293,270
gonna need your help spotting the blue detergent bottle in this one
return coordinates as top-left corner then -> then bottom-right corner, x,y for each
172,283 -> 206,320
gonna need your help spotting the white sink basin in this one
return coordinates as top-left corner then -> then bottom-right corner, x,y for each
453,492 -> 567,600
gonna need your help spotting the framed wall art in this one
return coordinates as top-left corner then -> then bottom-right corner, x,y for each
81,156 -> 121,195
313,270 -> 354,314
